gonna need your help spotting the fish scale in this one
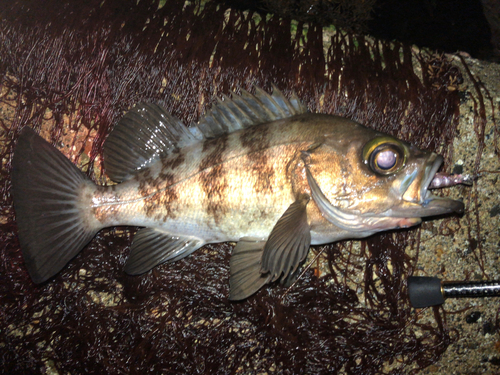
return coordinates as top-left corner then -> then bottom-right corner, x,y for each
11,86 -> 468,300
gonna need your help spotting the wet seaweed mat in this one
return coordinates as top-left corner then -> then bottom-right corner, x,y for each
0,0 -> 486,374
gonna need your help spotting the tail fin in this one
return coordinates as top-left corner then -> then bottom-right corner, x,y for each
11,127 -> 98,283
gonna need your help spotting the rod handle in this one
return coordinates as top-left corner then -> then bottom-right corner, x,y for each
408,276 -> 444,308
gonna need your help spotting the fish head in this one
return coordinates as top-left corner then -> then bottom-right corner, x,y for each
304,119 -> 465,234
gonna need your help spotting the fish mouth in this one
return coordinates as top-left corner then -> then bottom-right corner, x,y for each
399,154 -> 465,217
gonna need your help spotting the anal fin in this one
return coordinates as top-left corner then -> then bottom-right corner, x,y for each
124,228 -> 205,275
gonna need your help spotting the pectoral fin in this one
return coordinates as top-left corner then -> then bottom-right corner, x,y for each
229,238 -> 271,301
124,228 -> 205,275
261,195 -> 311,282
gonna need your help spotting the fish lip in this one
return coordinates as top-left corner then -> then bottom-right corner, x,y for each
398,153 -> 464,217
421,154 -> 444,201
418,154 -> 465,216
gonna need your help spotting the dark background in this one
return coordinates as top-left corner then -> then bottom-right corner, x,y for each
227,0 -> 498,60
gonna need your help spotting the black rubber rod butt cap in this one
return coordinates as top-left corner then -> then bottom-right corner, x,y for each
408,276 -> 445,308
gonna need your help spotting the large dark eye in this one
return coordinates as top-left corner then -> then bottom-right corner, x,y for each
362,137 -> 407,175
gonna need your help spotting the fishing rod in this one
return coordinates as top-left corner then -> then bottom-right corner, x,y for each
408,276 -> 500,308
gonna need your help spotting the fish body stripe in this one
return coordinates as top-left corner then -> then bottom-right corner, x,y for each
89,117 -> 320,241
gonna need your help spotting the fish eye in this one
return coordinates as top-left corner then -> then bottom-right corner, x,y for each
375,148 -> 397,170
362,137 -> 407,176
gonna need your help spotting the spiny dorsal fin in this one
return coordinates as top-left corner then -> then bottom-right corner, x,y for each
103,103 -> 202,182
196,85 -> 308,139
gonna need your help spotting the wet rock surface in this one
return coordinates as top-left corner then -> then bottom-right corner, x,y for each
417,55 -> 500,375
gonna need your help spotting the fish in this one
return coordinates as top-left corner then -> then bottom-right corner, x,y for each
11,86 -> 468,300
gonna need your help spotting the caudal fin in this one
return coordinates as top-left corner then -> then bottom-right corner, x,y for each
11,127 -> 98,283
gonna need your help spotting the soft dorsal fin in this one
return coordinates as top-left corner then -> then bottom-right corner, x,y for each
103,103 -> 202,182
196,85 -> 308,139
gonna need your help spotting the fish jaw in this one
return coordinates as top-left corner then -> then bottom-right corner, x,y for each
395,153 -> 465,218
306,167 -> 423,233
306,148 -> 465,235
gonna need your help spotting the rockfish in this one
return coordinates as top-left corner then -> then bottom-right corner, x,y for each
12,86 -> 469,300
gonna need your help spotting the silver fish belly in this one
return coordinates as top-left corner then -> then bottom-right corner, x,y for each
11,86 -> 468,300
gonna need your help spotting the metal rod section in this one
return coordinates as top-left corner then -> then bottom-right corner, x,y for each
442,281 -> 500,298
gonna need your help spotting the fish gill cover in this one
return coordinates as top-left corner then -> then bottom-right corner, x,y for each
0,0 -> 487,373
